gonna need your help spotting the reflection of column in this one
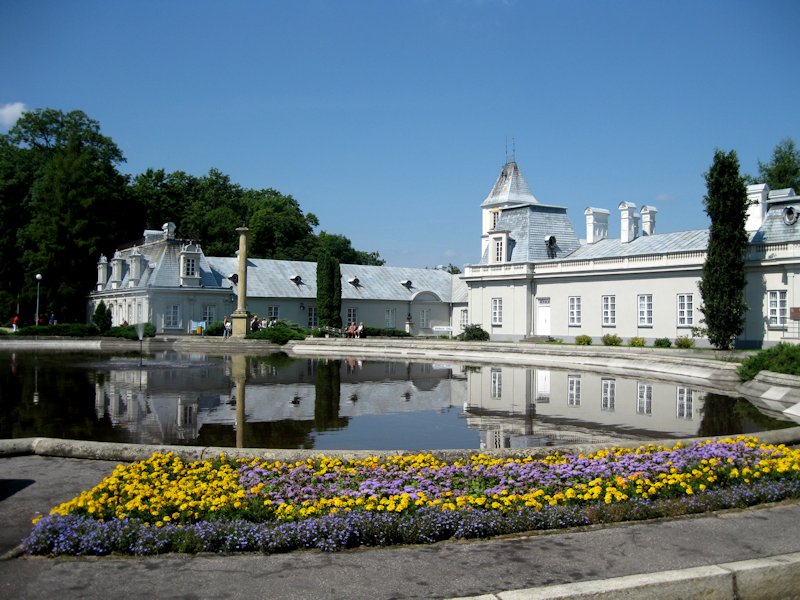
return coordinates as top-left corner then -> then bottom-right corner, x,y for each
231,227 -> 250,337
232,354 -> 247,448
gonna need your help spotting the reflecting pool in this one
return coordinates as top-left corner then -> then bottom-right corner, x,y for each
0,350 -> 795,450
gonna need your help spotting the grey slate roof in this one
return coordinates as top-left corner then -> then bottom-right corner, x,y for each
203,257 -> 467,303
480,160 -> 539,208
567,229 -> 710,260
750,199 -> 800,245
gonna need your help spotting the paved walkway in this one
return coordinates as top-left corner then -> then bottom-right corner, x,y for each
2,450 -> 800,599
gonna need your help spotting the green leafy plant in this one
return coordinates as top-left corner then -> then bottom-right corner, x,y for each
101,323 -> 156,339
16,323 -> 100,337
629,337 -> 646,347
738,343 -> 800,381
247,320 -> 307,345
675,336 -> 695,349
654,338 -> 672,348
575,335 -> 593,346
91,301 -> 112,332
456,324 -> 490,341
602,333 -> 622,346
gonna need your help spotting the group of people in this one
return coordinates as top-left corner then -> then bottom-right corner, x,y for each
345,321 -> 365,338
251,315 -> 278,332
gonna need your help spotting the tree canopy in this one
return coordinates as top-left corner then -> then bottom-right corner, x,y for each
698,149 -> 749,350
0,106 -> 383,325
758,138 -> 800,192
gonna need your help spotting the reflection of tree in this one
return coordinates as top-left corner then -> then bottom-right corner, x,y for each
315,359 -> 348,431
698,393 -> 742,437
198,422 -> 316,449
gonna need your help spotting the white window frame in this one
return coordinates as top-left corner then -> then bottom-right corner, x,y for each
385,308 -> 396,329
490,368 -> 502,399
347,308 -> 358,325
202,305 -> 217,323
165,304 -> 180,329
183,256 -> 196,277
460,308 -> 469,328
491,297 -> 503,326
420,308 -> 431,329
638,294 -> 653,327
768,290 -> 787,327
307,306 -> 318,329
637,382 -> 652,415
266,305 -> 279,319
491,210 -> 500,230
677,293 -> 694,327
568,296 -> 582,326
601,378 -> 615,411
676,387 -> 693,420
567,374 -> 581,406
494,238 -> 504,263
602,295 -> 616,327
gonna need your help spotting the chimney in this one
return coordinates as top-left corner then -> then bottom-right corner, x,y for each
619,201 -> 637,243
128,248 -> 143,287
162,222 -> 176,240
110,251 -> 124,289
640,205 -> 657,236
96,254 -> 109,291
584,207 -> 609,244
745,184 -> 769,232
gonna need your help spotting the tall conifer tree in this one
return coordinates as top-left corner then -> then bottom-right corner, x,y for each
316,253 -> 342,329
698,149 -> 749,350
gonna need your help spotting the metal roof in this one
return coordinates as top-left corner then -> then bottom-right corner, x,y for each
480,160 -> 539,208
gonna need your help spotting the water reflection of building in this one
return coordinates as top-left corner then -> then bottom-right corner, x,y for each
463,366 -> 707,448
94,355 -> 466,446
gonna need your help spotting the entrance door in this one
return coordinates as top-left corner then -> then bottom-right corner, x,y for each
537,298 -> 551,336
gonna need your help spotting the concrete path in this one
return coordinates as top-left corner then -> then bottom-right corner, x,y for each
2,452 -> 800,600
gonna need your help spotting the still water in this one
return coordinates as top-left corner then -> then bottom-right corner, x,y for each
0,350 -> 794,450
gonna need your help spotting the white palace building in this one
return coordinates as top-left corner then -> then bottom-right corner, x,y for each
89,159 -> 800,348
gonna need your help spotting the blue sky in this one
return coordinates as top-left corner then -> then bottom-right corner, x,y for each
3,0 -> 799,268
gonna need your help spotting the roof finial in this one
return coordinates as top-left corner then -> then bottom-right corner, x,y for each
505,136 -> 516,165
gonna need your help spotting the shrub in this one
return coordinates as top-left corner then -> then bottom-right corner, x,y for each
575,335 -> 593,346
101,323 -> 156,340
247,320 -> 306,345
363,326 -> 411,338
629,337 -> 646,347
205,320 -> 225,336
92,301 -> 112,332
16,323 -> 100,337
654,337 -> 672,348
456,324 -> 490,341
602,334 -> 622,346
738,342 -> 800,381
674,336 -> 695,349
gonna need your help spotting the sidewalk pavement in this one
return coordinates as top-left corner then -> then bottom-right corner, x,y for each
2,450 -> 800,599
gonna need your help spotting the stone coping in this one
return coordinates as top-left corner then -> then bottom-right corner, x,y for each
3,426 -> 800,464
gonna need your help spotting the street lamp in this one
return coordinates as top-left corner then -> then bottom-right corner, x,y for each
35,273 -> 42,326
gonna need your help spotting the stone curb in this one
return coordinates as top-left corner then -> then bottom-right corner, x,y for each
448,553 -> 800,600
3,425 -> 800,464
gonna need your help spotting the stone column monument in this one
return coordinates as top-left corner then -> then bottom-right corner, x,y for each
231,227 -> 250,337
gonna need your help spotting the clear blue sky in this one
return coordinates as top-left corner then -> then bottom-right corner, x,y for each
3,0 -> 798,268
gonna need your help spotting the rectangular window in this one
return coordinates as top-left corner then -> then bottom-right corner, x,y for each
460,308 -> 469,328
184,257 -> 196,277
385,308 -> 396,329
165,305 -> 180,329
494,238 -> 504,263
202,305 -> 217,323
637,382 -> 652,415
307,306 -> 318,329
638,294 -> 653,327
768,290 -> 788,326
420,308 -> 430,328
602,295 -> 616,326
601,378 -> 616,411
347,308 -> 358,325
491,210 -> 500,230
676,387 -> 693,420
568,296 -> 582,326
266,306 -> 279,319
677,294 -> 694,327
491,298 -> 503,326
567,375 -> 581,406
491,368 -> 502,399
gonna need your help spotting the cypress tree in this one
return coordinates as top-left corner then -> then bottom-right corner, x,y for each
698,149 -> 749,350
316,253 -> 342,329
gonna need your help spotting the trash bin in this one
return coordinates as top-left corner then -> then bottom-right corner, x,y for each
196,325 -> 202,335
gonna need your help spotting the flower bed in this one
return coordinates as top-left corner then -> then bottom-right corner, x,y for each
23,437 -> 800,556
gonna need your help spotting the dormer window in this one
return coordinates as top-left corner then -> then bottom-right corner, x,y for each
401,280 -> 412,289
349,277 -> 360,286
179,242 -> 202,287
494,238 -> 504,262
491,209 -> 501,231
290,275 -> 302,285
184,257 -> 196,277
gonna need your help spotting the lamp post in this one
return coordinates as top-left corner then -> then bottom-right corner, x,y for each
35,273 -> 42,326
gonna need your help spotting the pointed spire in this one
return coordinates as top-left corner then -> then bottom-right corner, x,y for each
481,158 -> 539,208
